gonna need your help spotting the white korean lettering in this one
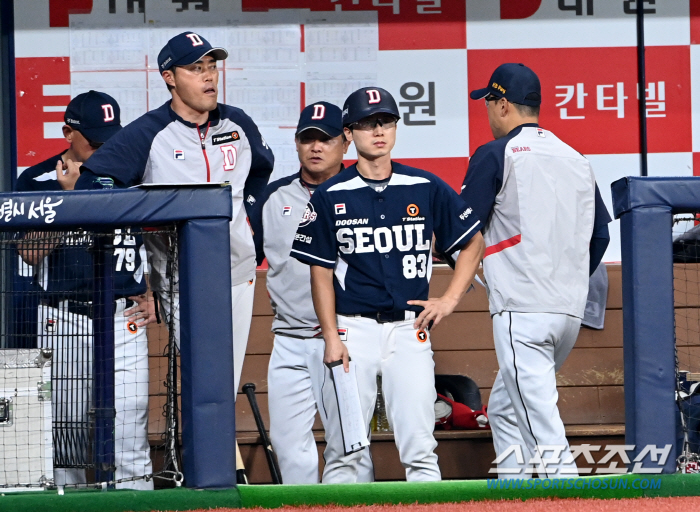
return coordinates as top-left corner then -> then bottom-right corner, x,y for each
373,0 -> 399,14
597,82 -> 628,119
555,83 -> 587,119
417,0 -> 441,14
642,81 -> 666,118
631,444 -> 672,474
595,444 -> 633,474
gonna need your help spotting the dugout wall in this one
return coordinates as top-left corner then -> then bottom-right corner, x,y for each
612,176 -> 700,474
0,186 -> 236,489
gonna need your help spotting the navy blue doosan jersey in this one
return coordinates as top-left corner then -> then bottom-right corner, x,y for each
15,154 -> 147,301
291,162 -> 482,316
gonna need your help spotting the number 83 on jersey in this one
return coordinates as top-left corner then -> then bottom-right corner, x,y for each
336,223 -> 431,280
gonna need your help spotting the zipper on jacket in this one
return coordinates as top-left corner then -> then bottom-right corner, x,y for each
198,122 -> 211,182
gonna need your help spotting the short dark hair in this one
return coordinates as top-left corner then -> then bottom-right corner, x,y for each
512,102 -> 540,118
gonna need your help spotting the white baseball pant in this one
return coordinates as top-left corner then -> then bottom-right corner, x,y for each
488,311 -> 580,479
267,334 -> 374,484
38,299 -> 152,490
144,232 -> 255,395
321,316 -> 440,483
155,277 -> 255,397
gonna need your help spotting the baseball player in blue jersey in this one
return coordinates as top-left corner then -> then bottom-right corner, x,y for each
251,102 -> 373,483
15,91 -> 155,489
463,64 -> 612,478
69,32 -> 274,402
291,87 -> 485,482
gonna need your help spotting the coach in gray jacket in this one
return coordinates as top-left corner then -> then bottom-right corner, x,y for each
250,102 -> 372,484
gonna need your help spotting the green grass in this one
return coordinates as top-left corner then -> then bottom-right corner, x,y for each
1,474 -> 699,512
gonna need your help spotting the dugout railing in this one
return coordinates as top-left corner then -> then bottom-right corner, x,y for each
0,185 -> 237,489
612,176 -> 700,474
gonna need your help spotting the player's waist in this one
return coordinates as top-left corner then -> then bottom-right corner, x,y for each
339,310 -> 416,324
41,297 -> 136,319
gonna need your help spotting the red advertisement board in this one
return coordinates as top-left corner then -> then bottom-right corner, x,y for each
468,46 -> 691,155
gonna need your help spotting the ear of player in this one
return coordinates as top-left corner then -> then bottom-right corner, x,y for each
342,87 -> 401,126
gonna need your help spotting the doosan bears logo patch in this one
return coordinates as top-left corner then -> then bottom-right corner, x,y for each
212,131 -> 240,145
299,203 -> 317,227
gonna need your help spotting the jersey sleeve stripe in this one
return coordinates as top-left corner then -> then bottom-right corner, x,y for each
483,234 -> 522,258
290,249 -> 336,266
445,220 -> 481,253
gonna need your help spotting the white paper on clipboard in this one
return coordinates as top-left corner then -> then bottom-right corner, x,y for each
328,360 -> 370,455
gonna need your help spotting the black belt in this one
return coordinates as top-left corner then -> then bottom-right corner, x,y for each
356,310 -> 412,324
42,299 -> 134,319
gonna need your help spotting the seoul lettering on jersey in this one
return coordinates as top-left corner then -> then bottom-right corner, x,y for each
290,162 -> 481,316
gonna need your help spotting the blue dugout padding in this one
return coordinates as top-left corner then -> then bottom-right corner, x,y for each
612,176 -> 700,474
0,186 -> 236,489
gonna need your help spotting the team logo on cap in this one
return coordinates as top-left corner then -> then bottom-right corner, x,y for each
282,206 -> 292,216
186,33 -> 204,46
299,203 -> 317,227
335,203 -> 346,215
416,330 -> 428,343
312,104 -> 326,120
366,89 -> 381,104
174,150 -> 185,160
101,104 -> 115,122
407,204 -> 419,217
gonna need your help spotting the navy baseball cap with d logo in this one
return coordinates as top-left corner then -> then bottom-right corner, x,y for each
296,102 -> 343,138
64,90 -> 122,144
342,87 -> 401,126
469,63 -> 542,107
158,31 -> 228,72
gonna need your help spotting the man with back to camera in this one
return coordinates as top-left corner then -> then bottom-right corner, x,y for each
251,101 -> 374,483
291,87 -> 485,482
15,91 -> 155,489
462,63 -> 612,478
68,32 -> 275,402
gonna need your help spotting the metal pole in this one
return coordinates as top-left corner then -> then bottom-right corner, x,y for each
92,232 -> 116,486
636,1 -> 648,177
